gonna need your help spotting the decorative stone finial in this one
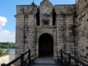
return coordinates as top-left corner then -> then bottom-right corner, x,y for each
40,0 -> 52,6
44,0 -> 49,1
31,2 -> 35,6
31,0 -> 35,6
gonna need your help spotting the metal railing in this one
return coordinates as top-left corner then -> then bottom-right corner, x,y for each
60,49 -> 88,66
1,49 -> 30,66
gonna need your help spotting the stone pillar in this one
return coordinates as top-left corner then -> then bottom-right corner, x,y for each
15,14 -> 25,65
27,15 -> 36,60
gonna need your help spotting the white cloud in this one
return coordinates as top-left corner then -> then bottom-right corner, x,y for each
0,16 -> 7,30
0,30 -> 15,42
0,16 -> 15,43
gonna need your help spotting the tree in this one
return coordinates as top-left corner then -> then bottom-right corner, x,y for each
0,42 -> 15,48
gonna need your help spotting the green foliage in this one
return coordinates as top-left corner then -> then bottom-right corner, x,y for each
0,42 -> 15,48
0,48 -> 10,56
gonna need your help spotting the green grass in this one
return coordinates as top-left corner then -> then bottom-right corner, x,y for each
0,48 -> 10,56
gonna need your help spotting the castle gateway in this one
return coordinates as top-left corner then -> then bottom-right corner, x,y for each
15,0 -> 75,59
15,0 -> 88,64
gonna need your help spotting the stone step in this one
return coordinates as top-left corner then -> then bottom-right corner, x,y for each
29,58 -> 61,66
29,64 -> 60,66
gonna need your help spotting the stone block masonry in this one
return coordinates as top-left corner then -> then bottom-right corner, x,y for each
14,0 -> 88,65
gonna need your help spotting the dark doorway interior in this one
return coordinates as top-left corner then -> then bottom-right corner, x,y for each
39,33 -> 53,58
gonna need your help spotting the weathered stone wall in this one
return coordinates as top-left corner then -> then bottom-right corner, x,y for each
35,0 -> 58,58
27,15 -> 37,59
15,4 -> 37,65
76,0 -> 79,3
39,0 -> 53,26
36,27 -> 57,58
76,0 -> 88,14
14,0 -> 88,65
15,0 -> 86,65
55,5 -> 75,55
76,0 -> 88,64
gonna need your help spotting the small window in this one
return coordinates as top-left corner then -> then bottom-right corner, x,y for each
43,21 -> 49,25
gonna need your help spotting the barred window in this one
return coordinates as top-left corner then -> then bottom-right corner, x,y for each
43,21 -> 49,25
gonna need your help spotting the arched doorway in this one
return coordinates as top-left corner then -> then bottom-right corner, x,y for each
39,33 -> 53,57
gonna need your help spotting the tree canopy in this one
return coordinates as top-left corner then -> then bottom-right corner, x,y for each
0,42 -> 15,48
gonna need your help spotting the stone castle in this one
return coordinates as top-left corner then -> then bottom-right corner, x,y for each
15,0 -> 88,64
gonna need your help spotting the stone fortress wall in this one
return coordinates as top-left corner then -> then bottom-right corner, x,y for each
14,0 -> 88,65
15,0 -> 75,59
76,0 -> 88,64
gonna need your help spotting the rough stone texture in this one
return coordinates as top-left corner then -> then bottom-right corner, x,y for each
15,0 -> 88,65
76,0 -> 88,64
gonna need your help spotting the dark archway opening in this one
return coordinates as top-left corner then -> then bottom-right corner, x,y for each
39,33 -> 53,58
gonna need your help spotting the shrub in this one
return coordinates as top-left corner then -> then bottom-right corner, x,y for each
0,48 -> 10,56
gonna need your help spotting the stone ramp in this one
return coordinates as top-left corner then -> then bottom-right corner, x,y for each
29,58 -> 61,66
